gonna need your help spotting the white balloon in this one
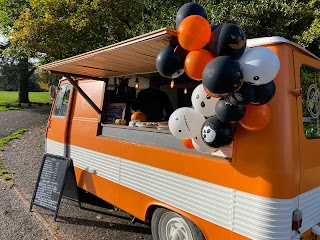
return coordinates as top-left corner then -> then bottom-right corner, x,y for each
192,132 -> 216,153
239,47 -> 280,86
244,46 -> 251,53
169,107 -> 205,139
191,84 -> 219,117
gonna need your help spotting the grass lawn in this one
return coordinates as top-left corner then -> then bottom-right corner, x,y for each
0,91 -> 52,111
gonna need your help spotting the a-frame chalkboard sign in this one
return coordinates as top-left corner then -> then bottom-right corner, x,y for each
29,153 -> 81,221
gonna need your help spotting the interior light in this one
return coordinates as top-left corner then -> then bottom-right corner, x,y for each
135,77 -> 139,89
170,79 -> 174,88
184,84 -> 187,94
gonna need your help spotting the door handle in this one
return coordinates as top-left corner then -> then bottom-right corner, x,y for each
290,88 -> 302,96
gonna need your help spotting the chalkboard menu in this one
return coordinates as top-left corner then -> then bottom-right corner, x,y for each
30,154 -> 80,221
105,103 -> 126,123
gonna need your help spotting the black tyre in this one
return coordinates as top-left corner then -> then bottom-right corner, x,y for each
151,208 -> 205,240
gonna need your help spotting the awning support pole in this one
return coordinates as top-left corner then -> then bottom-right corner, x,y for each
65,75 -> 102,115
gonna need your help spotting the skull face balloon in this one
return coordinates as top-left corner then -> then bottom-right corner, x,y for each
201,117 -> 233,148
228,81 -> 254,106
215,98 -> 246,124
239,47 -> 280,86
169,107 -> 205,139
191,84 -> 219,117
156,46 -> 185,79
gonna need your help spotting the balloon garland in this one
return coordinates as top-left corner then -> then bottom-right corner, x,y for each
155,3 -> 280,153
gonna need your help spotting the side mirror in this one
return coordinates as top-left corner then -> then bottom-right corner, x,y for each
49,85 -> 57,100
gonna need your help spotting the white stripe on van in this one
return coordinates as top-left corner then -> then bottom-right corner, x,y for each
46,138 -> 320,240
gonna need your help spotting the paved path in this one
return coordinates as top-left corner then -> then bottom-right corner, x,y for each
0,106 -> 51,138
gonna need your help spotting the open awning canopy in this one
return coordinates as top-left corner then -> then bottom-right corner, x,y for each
39,28 -> 177,80
40,27 -> 320,81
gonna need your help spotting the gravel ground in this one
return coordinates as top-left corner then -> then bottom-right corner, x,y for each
0,106 -> 51,138
0,107 -> 153,240
0,181 -> 54,240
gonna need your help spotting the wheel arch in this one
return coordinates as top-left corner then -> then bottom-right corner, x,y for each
144,202 -> 207,239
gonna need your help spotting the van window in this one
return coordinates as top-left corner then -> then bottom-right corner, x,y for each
53,83 -> 72,117
301,65 -> 320,139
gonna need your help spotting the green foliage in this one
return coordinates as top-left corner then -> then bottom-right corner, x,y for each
0,128 -> 28,150
0,0 -> 319,61
2,174 -> 11,181
0,55 -> 19,91
199,0 -> 319,56
0,159 -> 13,184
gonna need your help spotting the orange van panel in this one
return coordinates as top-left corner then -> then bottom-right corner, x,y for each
74,166 -> 236,240
233,44 -> 300,199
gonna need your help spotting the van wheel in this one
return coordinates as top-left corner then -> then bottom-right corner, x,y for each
151,208 -> 205,240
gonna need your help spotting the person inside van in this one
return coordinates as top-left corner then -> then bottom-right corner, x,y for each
133,75 -> 174,122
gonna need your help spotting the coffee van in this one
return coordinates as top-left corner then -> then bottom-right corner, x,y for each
40,28 -> 320,240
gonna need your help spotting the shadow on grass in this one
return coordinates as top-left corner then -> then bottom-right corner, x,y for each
0,102 -> 52,113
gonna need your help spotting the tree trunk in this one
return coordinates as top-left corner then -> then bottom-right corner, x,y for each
18,73 -> 29,103
17,57 -> 35,103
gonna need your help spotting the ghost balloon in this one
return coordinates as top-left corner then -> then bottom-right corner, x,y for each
192,132 -> 216,153
191,84 -> 219,117
239,47 -> 280,85
169,107 -> 205,139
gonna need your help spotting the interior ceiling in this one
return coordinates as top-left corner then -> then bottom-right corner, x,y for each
39,28 -> 177,80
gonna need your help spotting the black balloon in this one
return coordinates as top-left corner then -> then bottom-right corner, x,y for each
208,23 -> 246,60
202,56 -> 244,97
175,2 -> 207,28
215,98 -> 246,124
201,116 -> 233,148
211,24 -> 219,32
228,82 -> 254,106
204,25 -> 220,50
156,46 -> 184,79
251,80 -> 276,105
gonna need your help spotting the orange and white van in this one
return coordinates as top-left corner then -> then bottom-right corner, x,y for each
40,28 -> 320,240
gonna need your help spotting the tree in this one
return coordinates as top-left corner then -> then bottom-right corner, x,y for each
6,0 -> 145,61
199,0 -> 319,56
1,0 -> 319,64
0,54 -> 19,91
0,0 -> 37,102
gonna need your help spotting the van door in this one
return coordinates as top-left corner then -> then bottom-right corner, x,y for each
46,80 -> 73,157
293,51 -> 320,234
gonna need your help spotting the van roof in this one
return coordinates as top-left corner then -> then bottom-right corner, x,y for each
39,28 -> 319,80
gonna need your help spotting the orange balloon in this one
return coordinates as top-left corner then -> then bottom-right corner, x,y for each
178,15 -> 211,51
185,49 -> 213,80
182,139 -> 194,149
239,104 -> 271,131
